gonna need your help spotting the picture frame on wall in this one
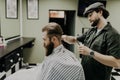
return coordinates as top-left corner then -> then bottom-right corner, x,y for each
6,0 -> 18,19
27,0 -> 39,20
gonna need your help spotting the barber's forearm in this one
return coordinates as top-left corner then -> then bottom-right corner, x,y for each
93,51 -> 120,68
62,35 -> 77,44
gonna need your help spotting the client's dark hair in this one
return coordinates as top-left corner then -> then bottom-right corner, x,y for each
42,22 -> 63,41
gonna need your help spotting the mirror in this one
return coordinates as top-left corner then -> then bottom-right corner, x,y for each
0,0 -> 20,39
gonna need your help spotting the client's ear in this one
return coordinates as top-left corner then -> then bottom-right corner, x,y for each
51,36 -> 57,42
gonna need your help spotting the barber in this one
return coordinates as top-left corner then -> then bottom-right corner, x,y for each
62,2 -> 120,80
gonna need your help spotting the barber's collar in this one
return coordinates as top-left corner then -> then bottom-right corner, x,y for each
102,22 -> 111,31
92,22 -> 110,32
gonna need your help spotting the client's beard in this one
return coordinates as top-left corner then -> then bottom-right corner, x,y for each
44,42 -> 54,56
91,18 -> 100,27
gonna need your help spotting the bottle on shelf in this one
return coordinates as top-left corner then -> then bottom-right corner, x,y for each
0,35 -> 6,47
0,35 -> 3,44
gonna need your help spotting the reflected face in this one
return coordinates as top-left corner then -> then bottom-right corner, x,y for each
42,31 -> 54,56
88,11 -> 100,27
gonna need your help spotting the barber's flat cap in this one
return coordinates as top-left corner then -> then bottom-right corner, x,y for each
83,2 -> 109,18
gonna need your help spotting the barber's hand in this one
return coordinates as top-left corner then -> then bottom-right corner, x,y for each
77,44 -> 92,56
61,35 -> 67,40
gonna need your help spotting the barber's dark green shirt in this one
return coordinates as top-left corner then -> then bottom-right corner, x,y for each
77,22 -> 120,80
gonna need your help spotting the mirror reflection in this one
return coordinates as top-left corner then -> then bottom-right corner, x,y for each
0,0 -> 20,39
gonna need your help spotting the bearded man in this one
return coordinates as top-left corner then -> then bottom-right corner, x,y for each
38,22 -> 85,80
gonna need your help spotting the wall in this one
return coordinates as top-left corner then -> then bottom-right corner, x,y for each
107,0 -> 120,33
0,0 -> 20,39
